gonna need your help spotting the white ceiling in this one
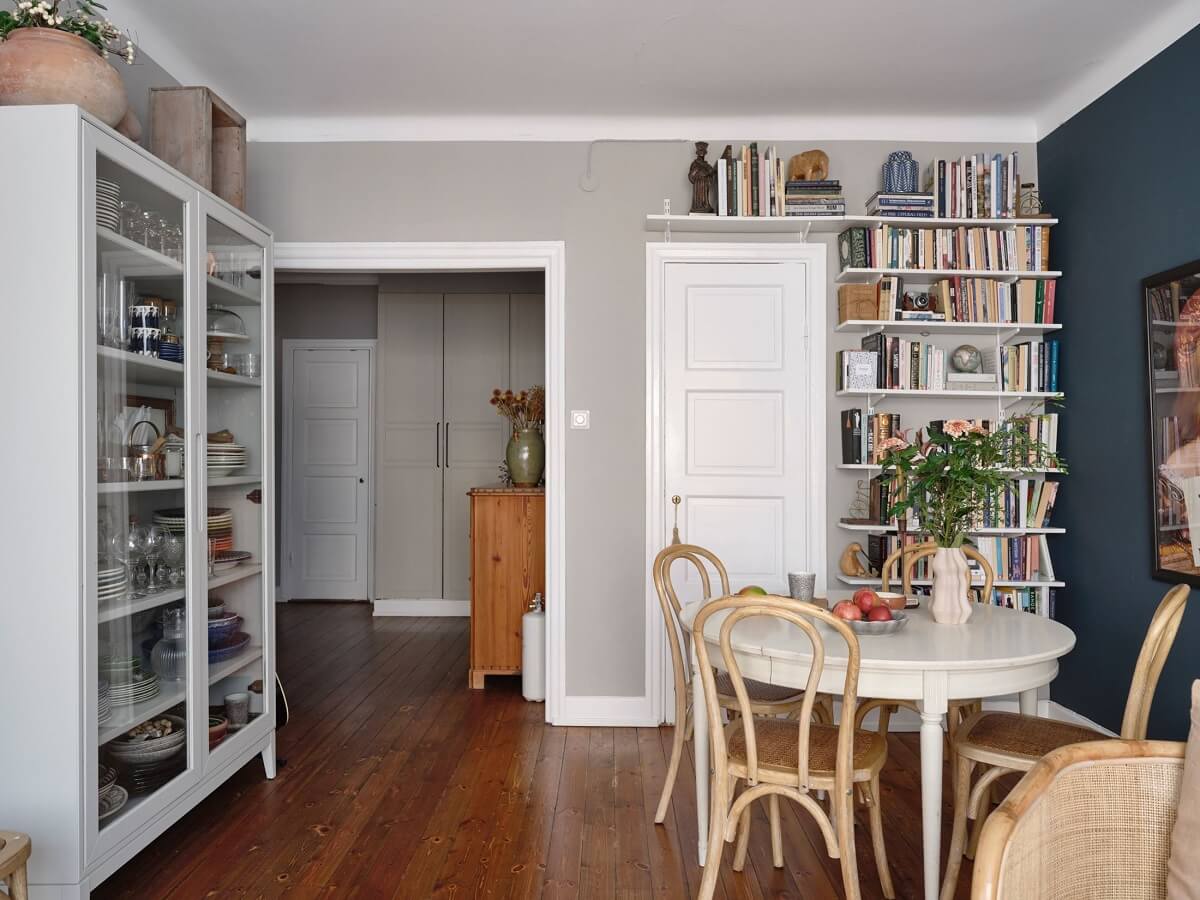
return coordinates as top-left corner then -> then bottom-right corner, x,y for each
112,0 -> 1200,142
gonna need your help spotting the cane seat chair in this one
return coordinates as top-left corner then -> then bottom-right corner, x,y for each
853,541 -> 993,750
940,584 -> 1191,900
692,594 -> 894,900
651,543 -> 818,824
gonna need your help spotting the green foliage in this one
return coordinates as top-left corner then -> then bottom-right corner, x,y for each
1,1 -> 134,62
878,419 -> 1066,548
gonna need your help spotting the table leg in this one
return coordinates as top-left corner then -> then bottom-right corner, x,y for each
1019,687 -> 1038,716
692,642 -> 710,866
919,679 -> 949,900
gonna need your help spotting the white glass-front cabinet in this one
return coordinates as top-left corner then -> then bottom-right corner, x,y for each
0,106 -> 275,899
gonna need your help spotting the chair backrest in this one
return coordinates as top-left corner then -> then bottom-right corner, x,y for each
881,540 -> 995,602
692,594 -> 860,792
652,543 -> 730,690
971,740 -> 1184,900
1119,584 -> 1190,740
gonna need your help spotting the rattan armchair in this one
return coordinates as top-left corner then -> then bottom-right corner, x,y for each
941,584 -> 1191,900
971,739 -> 1184,900
651,543 -> 818,824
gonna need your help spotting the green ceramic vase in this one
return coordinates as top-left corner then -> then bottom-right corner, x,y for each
506,428 -> 545,487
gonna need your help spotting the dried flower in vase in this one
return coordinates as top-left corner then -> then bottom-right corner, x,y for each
489,385 -> 545,435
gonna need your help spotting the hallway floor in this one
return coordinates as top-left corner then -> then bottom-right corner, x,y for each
96,603 -> 972,899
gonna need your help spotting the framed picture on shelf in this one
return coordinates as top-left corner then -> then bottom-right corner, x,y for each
1144,257 -> 1200,584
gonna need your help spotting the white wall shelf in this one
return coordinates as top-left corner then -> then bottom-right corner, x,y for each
836,389 -> 1063,403
838,575 -> 1066,589
837,522 -> 1065,535
837,267 -> 1062,285
644,214 -> 1060,234
835,320 -> 1060,337
837,463 -> 1065,475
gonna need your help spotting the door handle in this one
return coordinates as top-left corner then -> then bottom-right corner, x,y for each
445,422 -> 450,469
195,432 -> 206,535
436,422 -> 440,468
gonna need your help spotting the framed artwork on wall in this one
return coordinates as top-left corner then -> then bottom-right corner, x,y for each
1145,258 -> 1200,585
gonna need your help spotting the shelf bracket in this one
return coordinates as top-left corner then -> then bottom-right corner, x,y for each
663,198 -> 672,243
998,326 -> 1020,345
796,222 -> 812,243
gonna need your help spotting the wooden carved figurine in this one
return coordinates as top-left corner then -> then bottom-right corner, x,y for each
788,149 -> 830,182
688,141 -> 715,214
839,542 -> 875,578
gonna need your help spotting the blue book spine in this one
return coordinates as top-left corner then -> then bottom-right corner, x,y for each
1048,340 -> 1059,392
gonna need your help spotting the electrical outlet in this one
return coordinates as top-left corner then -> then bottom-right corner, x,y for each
570,410 -> 590,429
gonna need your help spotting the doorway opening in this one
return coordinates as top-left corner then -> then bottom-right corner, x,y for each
274,242 -> 566,722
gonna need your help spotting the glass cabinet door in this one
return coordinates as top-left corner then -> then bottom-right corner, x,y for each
201,204 -> 271,757
90,137 -> 196,835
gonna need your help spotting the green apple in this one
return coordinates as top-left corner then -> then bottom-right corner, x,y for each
736,585 -> 767,596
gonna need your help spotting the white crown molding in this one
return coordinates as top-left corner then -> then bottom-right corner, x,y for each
1034,0 -> 1200,138
247,113 -> 1038,144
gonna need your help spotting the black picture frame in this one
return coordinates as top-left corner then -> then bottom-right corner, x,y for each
1144,257 -> 1200,585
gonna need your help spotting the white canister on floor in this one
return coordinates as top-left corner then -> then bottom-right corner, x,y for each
522,593 -> 545,702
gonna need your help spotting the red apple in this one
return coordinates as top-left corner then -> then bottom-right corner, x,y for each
853,588 -> 878,614
832,600 -> 863,621
867,605 -> 893,622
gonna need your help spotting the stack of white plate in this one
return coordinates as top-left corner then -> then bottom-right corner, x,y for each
98,565 -> 128,606
97,178 -> 120,231
207,442 -> 247,475
104,668 -> 160,707
98,680 -> 112,725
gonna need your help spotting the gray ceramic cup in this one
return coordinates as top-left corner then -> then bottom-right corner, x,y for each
788,572 -> 817,602
224,692 -> 250,728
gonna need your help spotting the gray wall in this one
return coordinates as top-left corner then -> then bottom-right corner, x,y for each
249,138 -> 1036,698
118,47 -> 180,147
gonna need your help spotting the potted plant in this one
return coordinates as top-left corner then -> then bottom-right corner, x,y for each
490,386 -> 545,487
877,418 -> 1064,624
0,0 -> 134,127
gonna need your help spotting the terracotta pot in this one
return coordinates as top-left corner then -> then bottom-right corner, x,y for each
929,546 -> 972,624
0,28 -> 128,126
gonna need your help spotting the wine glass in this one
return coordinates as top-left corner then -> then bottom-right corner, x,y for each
126,524 -> 149,597
144,524 -> 170,590
161,531 -> 185,586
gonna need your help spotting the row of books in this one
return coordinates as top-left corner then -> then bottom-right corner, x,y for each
713,144 -> 848,217
838,224 -> 1052,272
840,410 -> 902,465
931,277 -> 1057,325
990,587 -> 1051,615
1007,413 -> 1061,467
999,340 -> 1060,393
978,480 -> 1060,530
839,335 -> 954,392
1147,282 -> 1193,322
923,152 -> 1022,219
973,535 -> 1053,582
1159,415 -> 1186,526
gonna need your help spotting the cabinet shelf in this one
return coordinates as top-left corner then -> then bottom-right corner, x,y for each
96,347 -> 261,389
206,275 -> 261,307
837,268 -> 1061,285
835,320 -> 1061,337
97,226 -> 183,278
97,564 -> 263,624
97,475 -> 262,494
98,645 -> 264,744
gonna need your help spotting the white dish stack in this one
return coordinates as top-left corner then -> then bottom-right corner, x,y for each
96,178 -> 120,231
206,442 -> 247,476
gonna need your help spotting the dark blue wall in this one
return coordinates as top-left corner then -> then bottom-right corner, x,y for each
1038,24 -> 1200,739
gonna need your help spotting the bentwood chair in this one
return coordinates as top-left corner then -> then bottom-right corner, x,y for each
940,584 -> 1190,900
854,541 -> 994,752
692,594 -> 895,900
0,832 -> 31,900
651,543 -> 816,823
970,739 -> 1186,900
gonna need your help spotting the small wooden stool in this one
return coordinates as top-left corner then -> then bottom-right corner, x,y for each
0,832 -> 31,900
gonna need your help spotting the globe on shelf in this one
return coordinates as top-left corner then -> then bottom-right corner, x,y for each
951,344 -> 982,373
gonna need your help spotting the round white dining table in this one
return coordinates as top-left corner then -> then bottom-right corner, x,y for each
680,598 -> 1076,900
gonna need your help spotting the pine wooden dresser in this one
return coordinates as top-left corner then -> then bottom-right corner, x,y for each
467,486 -> 545,689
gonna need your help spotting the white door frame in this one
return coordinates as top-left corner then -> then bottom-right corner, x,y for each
274,241 -> 567,725
281,338 -> 378,603
645,242 -> 827,724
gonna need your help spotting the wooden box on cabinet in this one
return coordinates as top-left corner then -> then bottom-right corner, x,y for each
468,487 -> 545,689
149,86 -> 247,210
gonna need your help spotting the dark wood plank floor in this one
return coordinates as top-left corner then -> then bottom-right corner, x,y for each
96,603 -> 973,899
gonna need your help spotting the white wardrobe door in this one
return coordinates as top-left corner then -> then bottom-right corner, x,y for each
442,294 -> 511,603
376,292 -> 444,600
509,292 -> 545,389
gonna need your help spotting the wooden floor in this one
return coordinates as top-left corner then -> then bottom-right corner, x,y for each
96,603 -> 974,899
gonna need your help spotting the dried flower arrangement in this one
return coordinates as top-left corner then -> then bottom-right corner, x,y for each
1,1 -> 136,62
489,385 -> 544,435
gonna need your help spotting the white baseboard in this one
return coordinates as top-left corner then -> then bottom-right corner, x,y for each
553,694 -> 658,727
373,598 -> 470,617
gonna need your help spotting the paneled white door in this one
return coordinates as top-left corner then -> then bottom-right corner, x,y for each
664,261 -> 814,605
287,346 -> 372,599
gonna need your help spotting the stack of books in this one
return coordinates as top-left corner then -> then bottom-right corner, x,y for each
867,191 -> 934,218
715,143 -> 788,217
839,409 -> 901,464
859,333 -> 948,391
999,340 -> 1060,393
923,152 -> 1021,218
786,180 -> 845,217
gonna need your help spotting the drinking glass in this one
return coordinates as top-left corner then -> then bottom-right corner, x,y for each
145,524 -> 170,590
237,353 -> 260,378
140,211 -> 160,251
126,524 -> 150,597
119,201 -> 143,241
161,531 -> 185,585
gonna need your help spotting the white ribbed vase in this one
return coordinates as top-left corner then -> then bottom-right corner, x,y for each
929,546 -> 972,624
